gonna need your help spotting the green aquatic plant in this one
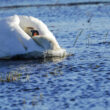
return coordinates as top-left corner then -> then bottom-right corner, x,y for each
0,71 -> 31,83
0,71 -> 22,83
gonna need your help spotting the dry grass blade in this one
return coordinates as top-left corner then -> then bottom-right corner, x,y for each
86,34 -> 91,47
86,12 -> 92,23
104,31 -> 109,43
0,72 -> 22,83
87,16 -> 92,23
73,29 -> 83,47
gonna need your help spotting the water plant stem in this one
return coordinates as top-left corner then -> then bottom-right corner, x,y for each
104,31 -> 109,43
86,34 -> 91,47
73,29 -> 83,47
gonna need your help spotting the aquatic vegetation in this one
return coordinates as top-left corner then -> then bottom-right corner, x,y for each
0,1 -> 110,110
86,34 -> 91,47
0,72 -> 20,82
73,29 -> 83,47
0,71 -> 30,83
104,31 -> 109,43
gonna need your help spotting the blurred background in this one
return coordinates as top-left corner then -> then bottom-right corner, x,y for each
0,0 -> 109,6
0,0 -> 110,17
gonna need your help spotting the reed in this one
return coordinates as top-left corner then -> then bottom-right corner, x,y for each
31,96 -> 38,106
87,16 -> 92,23
0,72 -> 22,83
73,29 -> 83,47
40,93 -> 43,101
86,34 -> 91,47
104,31 -> 109,43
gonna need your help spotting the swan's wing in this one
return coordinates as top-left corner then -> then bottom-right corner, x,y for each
0,18 -> 26,58
0,15 -> 43,58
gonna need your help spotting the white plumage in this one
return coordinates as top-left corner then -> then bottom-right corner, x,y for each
0,15 -> 66,59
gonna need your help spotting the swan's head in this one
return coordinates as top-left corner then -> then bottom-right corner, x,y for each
18,15 -> 67,57
24,26 -> 61,51
24,27 -> 39,37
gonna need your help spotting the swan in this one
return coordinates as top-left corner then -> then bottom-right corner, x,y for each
0,15 -> 66,59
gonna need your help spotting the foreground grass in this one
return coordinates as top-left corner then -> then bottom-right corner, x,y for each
0,71 -> 29,83
0,72 -> 21,82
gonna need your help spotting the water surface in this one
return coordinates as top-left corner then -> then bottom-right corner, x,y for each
0,1 -> 110,110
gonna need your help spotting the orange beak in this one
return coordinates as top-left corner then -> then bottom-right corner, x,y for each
33,33 -> 37,36
33,32 -> 37,36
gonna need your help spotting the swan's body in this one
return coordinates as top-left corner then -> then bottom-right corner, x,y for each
0,15 -> 66,59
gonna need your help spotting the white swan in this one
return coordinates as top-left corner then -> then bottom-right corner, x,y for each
0,15 -> 66,59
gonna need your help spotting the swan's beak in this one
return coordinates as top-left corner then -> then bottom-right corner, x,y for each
31,30 -> 39,37
25,27 -> 39,37
33,33 -> 37,36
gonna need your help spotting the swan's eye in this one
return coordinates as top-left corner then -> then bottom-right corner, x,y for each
31,30 -> 39,36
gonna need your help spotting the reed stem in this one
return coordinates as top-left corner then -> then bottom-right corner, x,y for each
73,29 -> 83,47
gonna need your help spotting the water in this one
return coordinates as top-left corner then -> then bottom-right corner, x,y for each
0,1 -> 110,110
0,0 -> 109,7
